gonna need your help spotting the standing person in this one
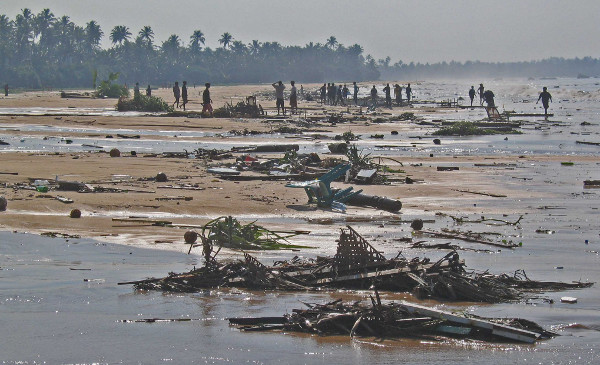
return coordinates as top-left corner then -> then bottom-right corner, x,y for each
146,84 -> 152,96
202,83 -> 213,117
370,85 -> 378,108
3,84 -> 7,96
336,84 -> 345,106
394,84 -> 402,106
320,84 -> 327,104
289,80 -> 298,114
300,85 -> 304,96
342,84 -> 349,101
352,81 -> 359,105
483,89 -> 495,108
330,83 -> 337,106
383,83 -> 391,108
405,83 -> 412,104
536,86 -> 553,119
272,80 -> 286,115
478,83 -> 485,105
172,81 -> 180,108
469,86 -> 476,106
181,81 -> 188,110
133,82 -> 141,101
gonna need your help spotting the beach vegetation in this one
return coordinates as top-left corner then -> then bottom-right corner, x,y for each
95,72 -> 128,98
117,94 -> 173,112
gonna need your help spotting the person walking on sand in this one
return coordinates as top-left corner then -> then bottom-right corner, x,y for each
405,83 -> 412,104
272,80 -> 286,115
290,80 -> 298,114
353,82 -> 359,105
536,86 -> 553,119
201,83 -> 213,117
342,84 -> 349,101
370,85 -> 378,108
383,83 -> 392,108
394,84 -> 402,106
4,84 -> 7,96
181,81 -> 188,110
469,86 -> 476,107
478,83 -> 485,106
146,85 -> 151,96
172,81 -> 180,108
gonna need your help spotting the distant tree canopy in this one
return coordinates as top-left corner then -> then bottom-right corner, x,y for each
0,9 -> 598,89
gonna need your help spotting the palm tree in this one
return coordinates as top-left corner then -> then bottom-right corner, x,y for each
110,25 -> 131,45
218,32 -> 233,49
248,40 -> 261,55
189,30 -> 205,49
326,35 -> 338,49
34,8 -> 55,40
161,34 -> 181,58
230,40 -> 246,55
137,25 -> 154,48
347,43 -> 364,57
84,20 -> 103,49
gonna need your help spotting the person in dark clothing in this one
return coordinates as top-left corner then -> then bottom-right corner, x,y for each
383,83 -> 391,108
478,83 -> 485,105
202,83 -> 213,117
146,85 -> 151,96
320,84 -> 327,104
353,82 -> 359,105
405,83 -> 412,104
4,84 -> 7,96
536,86 -> 553,118
133,82 -> 141,101
172,81 -> 180,108
469,86 -> 476,106
181,81 -> 188,110
483,89 -> 495,108
370,85 -> 378,108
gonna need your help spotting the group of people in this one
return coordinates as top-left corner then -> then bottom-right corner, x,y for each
469,83 -> 553,117
170,81 -> 213,115
272,80 -> 306,115
319,82 -> 358,106
376,83 -> 412,108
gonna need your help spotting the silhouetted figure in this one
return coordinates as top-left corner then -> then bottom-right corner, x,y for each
342,84 -> 349,101
337,84 -> 345,106
478,83 -> 485,105
405,83 -> 412,104
483,89 -> 495,107
383,83 -> 392,108
394,84 -> 402,106
300,85 -> 304,96
469,86 -> 476,106
327,83 -> 335,105
536,86 -> 553,119
4,84 -> 8,96
320,84 -> 327,104
353,82 -> 359,105
172,81 -> 180,108
272,80 -> 286,115
290,81 -> 298,114
133,82 -> 141,101
181,81 -> 188,110
370,85 -> 378,108
202,83 -> 213,117
146,85 -> 151,96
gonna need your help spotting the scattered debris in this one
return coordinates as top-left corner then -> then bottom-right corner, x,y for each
229,296 -> 555,343
123,226 -> 592,303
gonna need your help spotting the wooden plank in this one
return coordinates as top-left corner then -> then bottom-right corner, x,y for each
399,302 -> 540,343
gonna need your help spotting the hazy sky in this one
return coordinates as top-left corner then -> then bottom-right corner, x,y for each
3,0 -> 600,63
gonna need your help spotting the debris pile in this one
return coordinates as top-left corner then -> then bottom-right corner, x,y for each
123,226 -> 592,302
229,297 -> 556,343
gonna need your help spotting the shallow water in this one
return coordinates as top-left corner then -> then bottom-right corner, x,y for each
1,231 -> 599,364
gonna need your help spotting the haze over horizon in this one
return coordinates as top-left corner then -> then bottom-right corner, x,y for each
3,0 -> 599,64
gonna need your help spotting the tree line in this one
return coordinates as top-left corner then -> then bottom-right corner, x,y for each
0,9 -> 598,89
